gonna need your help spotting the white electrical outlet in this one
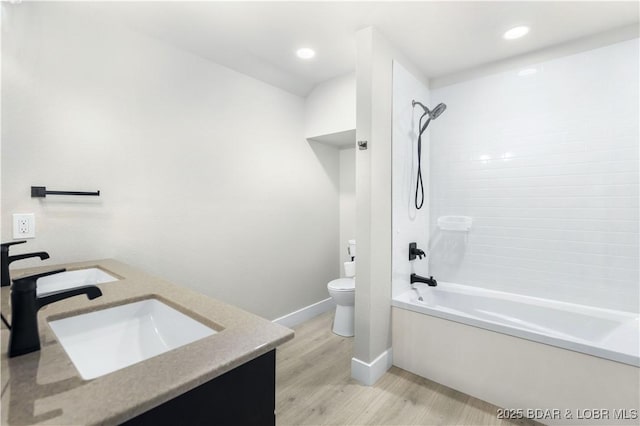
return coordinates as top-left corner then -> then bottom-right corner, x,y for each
13,213 -> 35,239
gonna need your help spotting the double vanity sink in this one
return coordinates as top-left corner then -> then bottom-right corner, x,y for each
34,267 -> 218,380
49,298 -> 217,380
36,267 -> 119,296
1,260 -> 294,425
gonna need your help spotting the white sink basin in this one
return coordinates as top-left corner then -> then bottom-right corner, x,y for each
37,268 -> 119,296
48,299 -> 217,379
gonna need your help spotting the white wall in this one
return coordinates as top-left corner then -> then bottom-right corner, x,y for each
304,72 -> 356,271
354,26 -> 389,380
391,62 -> 430,298
305,72 -> 355,140
1,2 -> 340,320
339,147 -> 355,273
354,27 -> 429,385
429,38 -> 639,312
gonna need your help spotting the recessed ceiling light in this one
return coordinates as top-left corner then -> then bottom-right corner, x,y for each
503,26 -> 530,40
296,48 -> 315,60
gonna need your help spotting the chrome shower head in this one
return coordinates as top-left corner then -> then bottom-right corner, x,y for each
412,100 -> 447,120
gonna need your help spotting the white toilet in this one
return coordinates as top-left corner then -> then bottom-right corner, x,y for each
327,240 -> 356,337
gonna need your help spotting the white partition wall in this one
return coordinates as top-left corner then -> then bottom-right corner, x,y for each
353,27 -> 429,386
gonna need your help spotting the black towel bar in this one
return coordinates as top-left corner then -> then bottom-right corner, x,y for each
31,186 -> 100,198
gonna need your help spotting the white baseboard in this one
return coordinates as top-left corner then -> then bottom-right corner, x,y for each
351,347 -> 393,386
272,297 -> 335,328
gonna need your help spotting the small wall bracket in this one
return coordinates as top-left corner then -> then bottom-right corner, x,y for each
357,140 -> 368,150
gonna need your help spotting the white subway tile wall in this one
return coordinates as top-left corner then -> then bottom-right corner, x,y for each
392,62 -> 431,298
429,39 -> 639,312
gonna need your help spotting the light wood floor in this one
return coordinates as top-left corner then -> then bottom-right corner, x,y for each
276,311 -> 538,426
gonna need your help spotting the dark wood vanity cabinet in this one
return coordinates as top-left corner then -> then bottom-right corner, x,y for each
123,350 -> 276,426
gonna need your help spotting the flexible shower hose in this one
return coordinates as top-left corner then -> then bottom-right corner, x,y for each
415,113 -> 432,210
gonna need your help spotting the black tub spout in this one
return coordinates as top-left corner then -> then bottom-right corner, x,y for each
410,273 -> 437,287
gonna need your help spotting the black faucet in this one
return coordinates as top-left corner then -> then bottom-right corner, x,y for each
1,241 -> 50,287
8,269 -> 103,358
408,242 -> 426,261
410,273 -> 437,287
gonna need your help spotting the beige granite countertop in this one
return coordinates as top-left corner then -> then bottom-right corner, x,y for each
0,259 -> 294,425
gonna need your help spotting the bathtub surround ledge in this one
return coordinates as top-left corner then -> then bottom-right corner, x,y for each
393,285 -> 639,367
351,348 -> 394,386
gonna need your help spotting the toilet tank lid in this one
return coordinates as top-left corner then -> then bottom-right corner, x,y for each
328,278 -> 355,290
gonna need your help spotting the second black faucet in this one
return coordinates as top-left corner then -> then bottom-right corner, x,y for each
1,241 -> 50,287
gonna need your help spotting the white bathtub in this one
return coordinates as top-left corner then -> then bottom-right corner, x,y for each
392,282 -> 639,367
392,282 -> 640,424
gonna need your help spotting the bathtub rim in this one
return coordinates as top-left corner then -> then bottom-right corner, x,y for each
392,283 -> 639,367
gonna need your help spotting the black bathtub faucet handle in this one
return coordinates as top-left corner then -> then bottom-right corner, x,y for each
409,242 -> 426,261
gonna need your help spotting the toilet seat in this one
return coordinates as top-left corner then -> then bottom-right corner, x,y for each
327,278 -> 355,291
